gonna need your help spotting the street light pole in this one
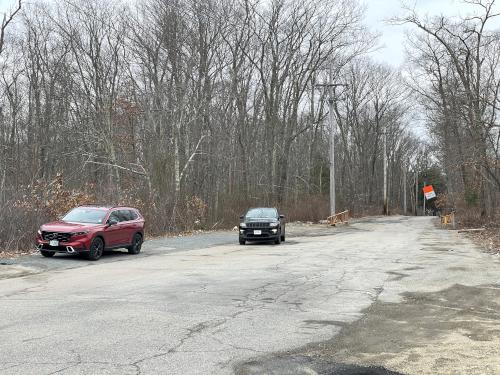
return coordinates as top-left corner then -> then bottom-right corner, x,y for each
316,74 -> 347,217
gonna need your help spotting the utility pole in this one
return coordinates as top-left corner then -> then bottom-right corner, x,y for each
328,90 -> 336,216
403,161 -> 407,215
415,168 -> 418,216
316,71 -> 347,217
383,122 -> 388,215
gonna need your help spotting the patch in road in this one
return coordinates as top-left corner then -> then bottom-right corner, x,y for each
0,265 -> 41,280
242,283 -> 500,375
235,355 -> 403,374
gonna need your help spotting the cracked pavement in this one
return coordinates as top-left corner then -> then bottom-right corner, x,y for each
1,216 -> 499,374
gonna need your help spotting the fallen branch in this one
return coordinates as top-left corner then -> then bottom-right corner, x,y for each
179,135 -> 208,184
84,160 -> 147,176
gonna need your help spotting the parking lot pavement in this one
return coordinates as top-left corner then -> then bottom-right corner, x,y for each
0,231 -> 236,279
1,216 -> 499,374
0,222 -> 353,279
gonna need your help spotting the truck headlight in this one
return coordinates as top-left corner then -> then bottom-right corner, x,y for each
269,222 -> 279,227
240,223 -> 247,228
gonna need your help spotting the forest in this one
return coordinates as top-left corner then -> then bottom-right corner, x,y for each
0,0 -> 498,253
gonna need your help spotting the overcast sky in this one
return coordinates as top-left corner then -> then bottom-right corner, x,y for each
1,0 -> 500,68
365,0 -> 500,67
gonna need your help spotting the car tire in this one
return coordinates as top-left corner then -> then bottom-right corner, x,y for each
239,239 -> 245,245
40,250 -> 55,258
87,237 -> 104,261
128,233 -> 143,254
274,234 -> 281,245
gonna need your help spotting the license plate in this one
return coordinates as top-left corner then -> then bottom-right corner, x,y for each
49,240 -> 59,247
254,230 -> 262,235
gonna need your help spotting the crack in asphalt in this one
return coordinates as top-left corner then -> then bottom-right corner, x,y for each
126,257 -> 341,372
161,318 -> 228,352
1,284 -> 47,299
0,363 -> 24,372
129,318 -> 230,373
0,361 -> 138,375
21,335 -> 52,343
46,363 -> 80,375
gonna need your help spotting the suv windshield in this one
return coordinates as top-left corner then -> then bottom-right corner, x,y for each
245,208 -> 277,219
62,208 -> 107,224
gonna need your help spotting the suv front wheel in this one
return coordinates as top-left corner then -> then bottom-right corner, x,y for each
274,231 -> 281,245
40,250 -> 55,258
87,237 -> 104,261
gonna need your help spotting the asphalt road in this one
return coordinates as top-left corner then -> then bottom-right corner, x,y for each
1,216 -> 499,375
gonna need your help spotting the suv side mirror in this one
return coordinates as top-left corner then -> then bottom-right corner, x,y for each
107,218 -> 118,227
279,214 -> 285,219
239,215 -> 244,220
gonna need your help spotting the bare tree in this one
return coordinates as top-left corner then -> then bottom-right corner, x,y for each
0,0 -> 21,54
0,0 -> 426,252
397,0 -> 500,217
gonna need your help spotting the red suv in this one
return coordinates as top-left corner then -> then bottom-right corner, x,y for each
36,206 -> 145,261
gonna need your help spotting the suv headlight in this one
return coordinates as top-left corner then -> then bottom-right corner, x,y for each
72,231 -> 89,236
37,229 -> 42,236
269,222 -> 279,227
240,223 -> 247,228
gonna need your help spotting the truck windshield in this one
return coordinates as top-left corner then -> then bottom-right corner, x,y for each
62,208 -> 107,224
245,208 -> 277,219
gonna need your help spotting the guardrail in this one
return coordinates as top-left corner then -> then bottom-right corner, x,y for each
440,211 -> 456,229
327,210 -> 349,226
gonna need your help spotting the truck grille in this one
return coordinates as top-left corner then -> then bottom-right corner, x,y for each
42,231 -> 72,242
246,222 -> 270,228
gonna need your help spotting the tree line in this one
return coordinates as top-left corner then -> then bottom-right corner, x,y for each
0,0 -> 497,252
398,0 -> 500,221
